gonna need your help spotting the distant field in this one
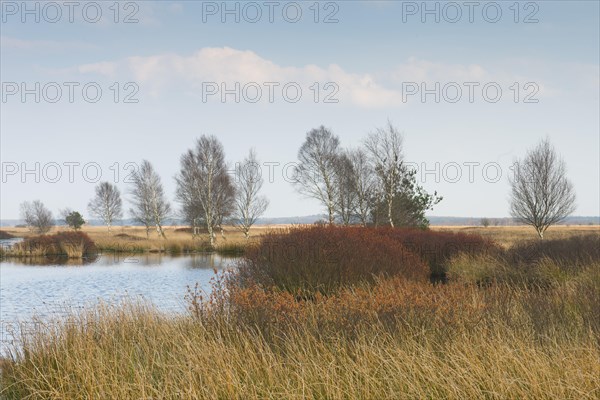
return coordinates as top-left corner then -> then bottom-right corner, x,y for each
2,224 -> 599,251
431,225 -> 600,247
1,224 -> 290,254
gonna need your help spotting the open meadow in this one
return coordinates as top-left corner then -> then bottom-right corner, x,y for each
432,224 -> 600,247
2,223 -> 598,252
0,224 -> 287,256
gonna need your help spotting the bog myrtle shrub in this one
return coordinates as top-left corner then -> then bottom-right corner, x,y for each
373,227 -> 500,280
236,225 -> 429,295
504,235 -> 600,270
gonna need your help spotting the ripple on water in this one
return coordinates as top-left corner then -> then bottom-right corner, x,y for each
0,253 -> 237,352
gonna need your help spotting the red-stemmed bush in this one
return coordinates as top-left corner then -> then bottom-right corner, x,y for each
373,227 -> 500,280
236,225 -> 429,296
504,234 -> 600,270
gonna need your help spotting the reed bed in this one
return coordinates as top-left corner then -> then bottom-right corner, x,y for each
89,227 -> 252,256
3,232 -> 96,258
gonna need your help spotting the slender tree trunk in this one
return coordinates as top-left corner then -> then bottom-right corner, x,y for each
328,202 -> 335,225
157,224 -> 166,239
207,224 -> 214,246
537,227 -> 544,239
387,198 -> 394,227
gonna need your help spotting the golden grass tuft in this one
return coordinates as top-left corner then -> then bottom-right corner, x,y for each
1,287 -> 599,400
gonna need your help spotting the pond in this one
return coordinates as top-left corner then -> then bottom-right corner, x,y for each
0,250 -> 238,353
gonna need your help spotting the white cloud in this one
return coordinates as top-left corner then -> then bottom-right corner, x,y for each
392,57 -> 488,83
70,48 -> 558,107
118,47 -> 404,107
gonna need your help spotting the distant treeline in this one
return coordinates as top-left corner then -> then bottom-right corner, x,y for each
2,215 -> 598,228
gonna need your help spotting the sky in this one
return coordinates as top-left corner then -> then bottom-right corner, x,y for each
1,0 -> 599,220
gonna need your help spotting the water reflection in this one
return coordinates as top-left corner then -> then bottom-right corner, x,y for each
1,254 -> 100,266
94,252 -> 238,269
0,253 -> 238,353
0,237 -> 23,250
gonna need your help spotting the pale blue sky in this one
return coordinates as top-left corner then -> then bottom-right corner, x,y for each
1,1 -> 599,220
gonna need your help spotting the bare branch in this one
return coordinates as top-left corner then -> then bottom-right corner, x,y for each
20,200 -> 54,234
509,138 -> 576,239
129,160 -> 171,238
294,126 -> 340,224
364,120 -> 404,227
175,135 -> 235,246
88,182 -> 123,231
233,149 -> 269,238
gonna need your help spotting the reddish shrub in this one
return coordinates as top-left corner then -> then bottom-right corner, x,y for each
236,225 -> 429,295
219,277 -> 487,339
505,234 -> 600,270
373,227 -> 500,280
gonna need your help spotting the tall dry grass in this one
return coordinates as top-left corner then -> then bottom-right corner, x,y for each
2,282 -> 599,400
88,226 -> 258,256
432,224 -> 600,248
4,232 -> 96,258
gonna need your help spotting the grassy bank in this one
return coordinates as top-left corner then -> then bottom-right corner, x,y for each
1,232 -> 96,258
0,230 -> 15,240
82,226 -> 255,256
1,225 -> 265,257
2,224 -> 597,255
1,226 -> 599,399
433,224 -> 600,248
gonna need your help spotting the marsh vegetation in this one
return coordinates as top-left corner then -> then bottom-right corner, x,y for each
1,225 -> 599,399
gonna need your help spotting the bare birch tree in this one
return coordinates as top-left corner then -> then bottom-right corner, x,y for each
88,182 -> 123,231
294,126 -> 340,224
233,149 -> 269,238
333,152 -> 357,225
509,139 -> 576,239
364,121 -> 404,227
179,195 -> 204,237
214,173 -> 236,240
175,135 -> 235,246
20,200 -> 54,234
129,160 -> 171,238
347,148 -> 376,226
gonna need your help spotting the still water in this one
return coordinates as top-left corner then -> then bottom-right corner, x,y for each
0,250 -> 237,352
